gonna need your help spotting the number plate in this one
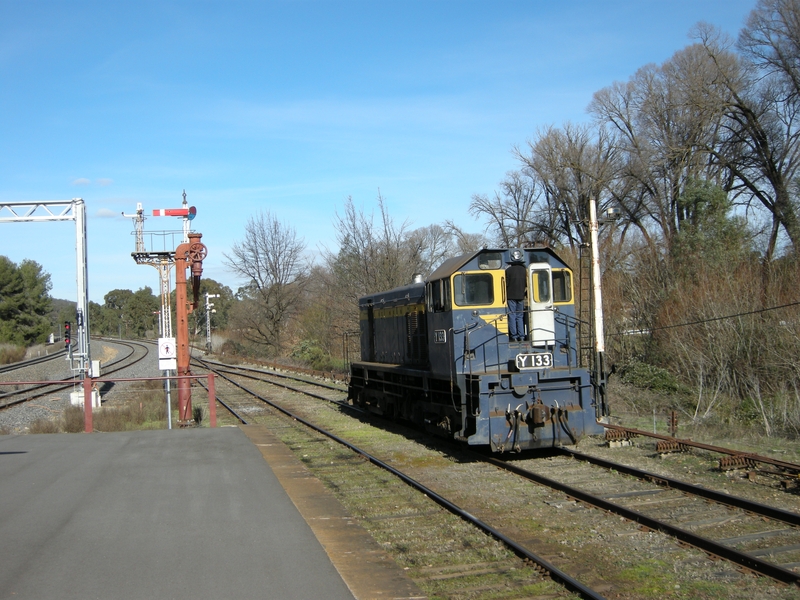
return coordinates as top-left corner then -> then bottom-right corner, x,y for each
515,353 -> 553,369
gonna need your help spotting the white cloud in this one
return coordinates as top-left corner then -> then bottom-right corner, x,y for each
97,178 -> 114,186
72,177 -> 91,186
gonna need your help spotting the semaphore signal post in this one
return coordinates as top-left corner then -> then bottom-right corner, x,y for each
123,190 -> 207,427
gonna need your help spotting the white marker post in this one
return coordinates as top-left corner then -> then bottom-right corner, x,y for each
158,337 -> 177,429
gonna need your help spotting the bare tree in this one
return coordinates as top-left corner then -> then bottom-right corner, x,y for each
692,17 -> 800,259
405,223 -> 458,276
739,0 -> 800,99
468,169 -> 542,247
738,0 -> 800,256
441,220 -> 489,253
320,193 -> 480,352
515,123 -> 622,251
326,193 -> 422,301
224,211 -> 307,355
589,46 -> 730,255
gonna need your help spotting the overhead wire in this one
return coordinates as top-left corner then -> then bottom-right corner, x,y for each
606,300 -> 800,337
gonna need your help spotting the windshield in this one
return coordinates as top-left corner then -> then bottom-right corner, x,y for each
453,273 -> 494,306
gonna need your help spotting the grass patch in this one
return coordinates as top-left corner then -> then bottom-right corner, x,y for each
29,380 -> 183,434
616,560 -> 674,596
679,579 -> 746,600
64,405 -> 85,432
93,380 -> 173,431
29,418 -> 61,434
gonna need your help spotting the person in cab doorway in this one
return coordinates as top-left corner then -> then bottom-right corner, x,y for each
505,250 -> 527,342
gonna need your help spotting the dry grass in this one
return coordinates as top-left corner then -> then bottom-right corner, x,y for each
29,380 -> 179,434
608,379 -> 800,461
0,344 -> 26,365
92,380 -> 173,432
28,418 -> 61,434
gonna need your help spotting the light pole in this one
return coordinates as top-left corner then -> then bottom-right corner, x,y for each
205,293 -> 219,353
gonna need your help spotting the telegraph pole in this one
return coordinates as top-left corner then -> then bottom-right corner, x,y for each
587,196 -> 619,420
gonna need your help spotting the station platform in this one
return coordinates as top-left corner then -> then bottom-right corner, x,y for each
0,425 -> 425,600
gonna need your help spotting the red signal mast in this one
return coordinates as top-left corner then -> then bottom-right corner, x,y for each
174,232 -> 207,422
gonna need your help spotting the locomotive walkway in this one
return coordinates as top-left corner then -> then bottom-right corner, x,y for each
0,425 -> 424,600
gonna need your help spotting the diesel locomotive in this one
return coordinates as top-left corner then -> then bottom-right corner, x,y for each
347,246 -> 608,452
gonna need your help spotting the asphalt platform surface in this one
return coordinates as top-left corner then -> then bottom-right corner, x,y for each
0,426 -> 424,600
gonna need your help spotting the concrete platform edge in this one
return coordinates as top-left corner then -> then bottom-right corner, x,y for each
238,424 -> 427,600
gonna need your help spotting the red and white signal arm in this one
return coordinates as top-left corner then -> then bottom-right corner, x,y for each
158,337 -> 177,371
153,206 -> 197,220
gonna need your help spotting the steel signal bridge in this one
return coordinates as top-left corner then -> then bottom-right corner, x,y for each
0,199 -> 93,377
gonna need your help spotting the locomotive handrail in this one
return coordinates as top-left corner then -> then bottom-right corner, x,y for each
555,310 -> 578,372
451,321 -> 480,335
460,313 -> 580,374
461,318 -> 504,380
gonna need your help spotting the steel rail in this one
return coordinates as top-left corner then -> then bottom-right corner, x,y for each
199,357 -> 346,393
0,348 -> 68,374
0,340 -> 144,410
198,359 -> 800,587
558,448 -> 800,526
603,423 -> 800,475
192,375 -> 247,425
206,364 -> 338,403
481,453 -> 800,586
200,361 -> 608,600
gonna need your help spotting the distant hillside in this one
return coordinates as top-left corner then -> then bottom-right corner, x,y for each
49,298 -> 77,325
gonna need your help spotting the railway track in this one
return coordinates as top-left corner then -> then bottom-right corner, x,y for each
604,423 -> 800,485
486,451 -> 800,584
0,347 -> 67,375
193,358 -> 602,599
193,358 -> 800,599
0,339 -> 150,410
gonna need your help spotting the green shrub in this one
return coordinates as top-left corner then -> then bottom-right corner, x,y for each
93,406 -> 133,432
291,339 -> 334,371
618,361 -> 683,393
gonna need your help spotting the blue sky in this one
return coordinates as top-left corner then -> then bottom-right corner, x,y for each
1,0 -> 756,302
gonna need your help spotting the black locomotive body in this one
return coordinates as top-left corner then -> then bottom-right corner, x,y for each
347,247 -> 607,452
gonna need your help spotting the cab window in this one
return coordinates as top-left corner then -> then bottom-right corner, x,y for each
427,278 -> 451,312
553,270 -> 572,303
530,270 -> 551,304
478,252 -> 502,270
453,273 -> 494,306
